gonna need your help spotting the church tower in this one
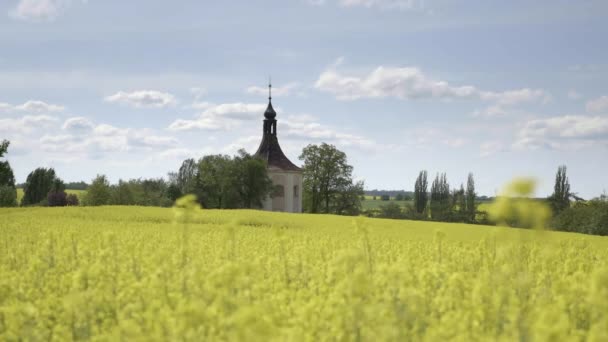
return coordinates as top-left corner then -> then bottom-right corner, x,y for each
254,83 -> 303,213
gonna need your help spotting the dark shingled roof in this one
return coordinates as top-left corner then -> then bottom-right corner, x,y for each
255,101 -> 302,172
255,132 -> 302,172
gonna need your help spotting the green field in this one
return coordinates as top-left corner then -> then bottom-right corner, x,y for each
1,206 -> 607,340
361,199 -> 412,210
16,188 -> 85,204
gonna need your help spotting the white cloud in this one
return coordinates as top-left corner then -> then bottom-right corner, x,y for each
105,90 -> 177,108
0,115 -> 58,133
8,0 -> 84,22
281,114 -> 393,152
315,64 -> 548,110
129,134 -> 178,148
480,141 -> 505,157
472,105 -> 510,118
62,116 -> 94,132
586,95 -> 608,113
41,118 -> 180,158
514,115 -> 608,150
0,100 -> 65,113
168,103 -> 266,131
246,83 -> 300,97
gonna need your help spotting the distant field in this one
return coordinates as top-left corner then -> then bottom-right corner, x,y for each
362,199 -> 412,210
16,188 -> 86,204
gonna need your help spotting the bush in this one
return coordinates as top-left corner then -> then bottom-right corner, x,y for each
552,200 -> 608,236
66,194 -> 79,206
47,191 -> 68,207
0,185 -> 17,207
378,202 -> 403,219
380,195 -> 390,201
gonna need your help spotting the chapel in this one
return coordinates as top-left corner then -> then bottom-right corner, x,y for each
254,84 -> 303,213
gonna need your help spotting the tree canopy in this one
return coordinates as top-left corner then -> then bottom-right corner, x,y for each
299,143 -> 362,215
22,168 -> 61,206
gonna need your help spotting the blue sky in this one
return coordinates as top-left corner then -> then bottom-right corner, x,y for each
0,0 -> 607,198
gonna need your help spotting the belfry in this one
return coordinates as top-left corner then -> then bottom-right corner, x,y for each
254,83 -> 303,213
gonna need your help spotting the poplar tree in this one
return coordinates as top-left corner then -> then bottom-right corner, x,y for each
466,173 -> 476,222
414,170 -> 428,214
550,165 -> 571,214
430,173 -> 450,220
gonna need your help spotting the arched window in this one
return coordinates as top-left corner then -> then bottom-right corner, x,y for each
293,185 -> 299,198
273,185 -> 284,198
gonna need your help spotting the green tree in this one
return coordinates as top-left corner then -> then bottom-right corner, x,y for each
0,140 -> 17,207
430,173 -> 451,221
414,170 -> 428,215
299,143 -> 357,214
233,150 -> 273,209
22,168 -> 59,206
176,158 -> 198,195
550,165 -> 571,214
196,154 -> 237,208
84,175 -> 111,206
466,173 -> 477,222
110,180 -> 135,205
332,180 -> 364,216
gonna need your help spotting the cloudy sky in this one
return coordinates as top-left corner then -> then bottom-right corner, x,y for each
1,0 -> 607,198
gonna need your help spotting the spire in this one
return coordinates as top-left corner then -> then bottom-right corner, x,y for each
268,77 -> 272,102
264,77 -> 277,120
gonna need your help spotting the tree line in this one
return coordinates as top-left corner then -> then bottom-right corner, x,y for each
1,138 -> 606,236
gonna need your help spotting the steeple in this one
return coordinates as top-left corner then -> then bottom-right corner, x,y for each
263,80 -> 277,135
255,79 -> 301,172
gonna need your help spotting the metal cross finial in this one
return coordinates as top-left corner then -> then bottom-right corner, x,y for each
268,76 -> 272,102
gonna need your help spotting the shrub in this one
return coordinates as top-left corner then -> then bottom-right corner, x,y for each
0,185 -> 17,207
66,193 -> 79,206
552,200 -> 608,236
47,191 -> 68,207
380,195 -> 390,201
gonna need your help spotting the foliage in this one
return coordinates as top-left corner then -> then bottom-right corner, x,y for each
299,143 -> 361,215
65,181 -> 88,190
380,194 -> 390,201
378,201 -> 404,219
0,140 -> 17,207
83,175 -> 111,206
549,165 -> 571,214
552,199 -> 608,236
169,158 -> 198,196
465,173 -> 476,222
332,180 -> 364,216
66,193 -> 79,206
414,170 -> 428,215
430,173 -> 451,221
22,167 -> 61,206
0,185 -> 17,207
0,206 -> 607,340
47,191 -> 68,207
232,150 -> 274,209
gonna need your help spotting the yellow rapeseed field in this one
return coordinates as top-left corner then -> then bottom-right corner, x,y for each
1,203 -> 607,341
